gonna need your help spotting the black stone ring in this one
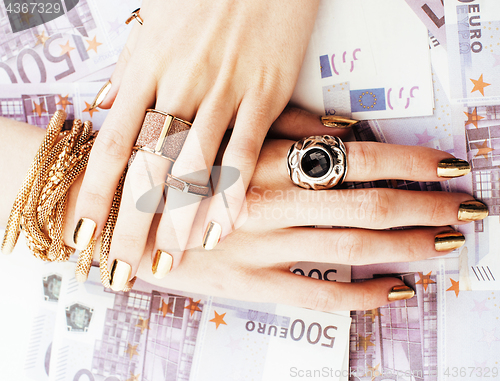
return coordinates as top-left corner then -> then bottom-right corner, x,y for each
287,135 -> 347,190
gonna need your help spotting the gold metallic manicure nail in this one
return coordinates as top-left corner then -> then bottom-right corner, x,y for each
90,80 -> 112,110
152,250 -> 173,279
437,158 -> 471,178
320,115 -> 358,129
202,221 -> 222,250
388,285 -> 415,302
73,218 -> 96,251
435,231 -> 465,252
458,200 -> 489,222
110,259 -> 132,292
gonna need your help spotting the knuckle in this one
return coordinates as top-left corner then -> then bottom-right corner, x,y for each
334,231 -> 364,265
426,196 -> 447,225
172,150 -> 209,183
359,189 -> 391,227
225,140 -> 260,173
94,128 -> 131,163
80,189 -> 109,211
347,143 -> 377,178
303,286 -> 342,312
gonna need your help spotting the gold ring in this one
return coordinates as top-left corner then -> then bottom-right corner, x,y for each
165,173 -> 211,197
125,8 -> 144,25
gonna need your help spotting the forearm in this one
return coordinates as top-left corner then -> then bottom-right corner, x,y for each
0,117 -> 82,248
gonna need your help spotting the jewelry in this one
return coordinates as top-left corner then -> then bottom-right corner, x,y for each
165,173 -> 211,197
125,8 -> 143,25
287,135 -> 348,190
133,109 -> 192,163
320,115 -> 358,129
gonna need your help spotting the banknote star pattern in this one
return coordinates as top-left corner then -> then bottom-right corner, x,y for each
415,129 -> 435,144
472,140 -> 494,160
416,271 -> 436,291
135,317 -> 150,334
20,10 -> 34,25
126,372 -> 140,381
59,41 -> 75,57
209,311 -> 227,329
82,101 -> 99,118
493,53 -> 500,68
158,299 -> 174,317
464,107 -> 485,129
363,363 -> 381,380
471,299 -> 490,318
363,309 -> 383,323
125,343 -> 139,360
470,74 -> 491,96
446,278 -> 460,298
56,94 -> 72,111
479,329 -> 499,345
86,36 -> 103,53
35,31 -> 50,47
185,298 -> 202,316
33,101 -> 46,117
357,334 -> 376,352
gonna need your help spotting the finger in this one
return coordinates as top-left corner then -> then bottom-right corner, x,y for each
249,227 -> 464,265
258,140 -> 470,186
91,22 -> 142,110
269,107 -> 353,140
252,269 -> 413,311
201,94 -> 272,249
152,91 -> 234,277
250,187 -> 485,229
73,55 -> 157,251
106,150 -> 168,291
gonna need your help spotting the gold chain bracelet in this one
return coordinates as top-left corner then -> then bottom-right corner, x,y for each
1,111 -> 135,291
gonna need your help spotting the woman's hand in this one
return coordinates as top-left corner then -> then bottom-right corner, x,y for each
106,109 -> 485,309
73,0 -> 321,285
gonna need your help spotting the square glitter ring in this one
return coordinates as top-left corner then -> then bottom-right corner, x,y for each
165,173 -> 211,197
133,109 -> 192,162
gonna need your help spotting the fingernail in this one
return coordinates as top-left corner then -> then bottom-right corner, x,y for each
320,115 -> 358,129
388,285 -> 415,301
458,200 -> 489,221
90,80 -> 112,110
434,230 -> 465,252
437,158 -> 471,178
202,221 -> 222,250
152,250 -> 173,279
73,218 -> 96,251
110,259 -> 132,291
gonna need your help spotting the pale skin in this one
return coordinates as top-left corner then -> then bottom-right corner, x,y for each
0,108 -> 482,311
74,0 -> 322,281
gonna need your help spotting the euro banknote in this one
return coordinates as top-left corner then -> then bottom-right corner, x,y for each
0,0 -> 134,84
445,0 -> 500,103
47,266 -> 351,381
405,0 -> 446,48
292,0 -> 434,120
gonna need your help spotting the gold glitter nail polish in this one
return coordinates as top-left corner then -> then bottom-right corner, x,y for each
458,200 -> 489,222
437,158 -> 471,178
90,80 -> 112,110
152,250 -> 173,279
388,285 -> 415,302
434,231 -> 465,252
202,221 -> 222,250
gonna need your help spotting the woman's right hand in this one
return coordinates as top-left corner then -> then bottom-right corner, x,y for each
127,109 -> 487,311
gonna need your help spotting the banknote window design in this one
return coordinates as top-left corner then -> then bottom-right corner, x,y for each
350,273 -> 437,381
42,273 -> 62,302
65,303 -> 93,332
0,98 -> 24,121
465,105 -> 500,217
91,289 -> 201,380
